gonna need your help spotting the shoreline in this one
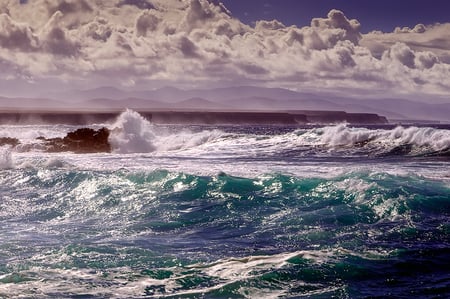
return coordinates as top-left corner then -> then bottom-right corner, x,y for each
0,109 -> 388,125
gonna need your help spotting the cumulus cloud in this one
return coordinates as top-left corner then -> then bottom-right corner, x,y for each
0,0 -> 449,98
0,13 -> 38,51
311,9 -> 361,45
135,10 -> 160,36
361,23 -> 450,63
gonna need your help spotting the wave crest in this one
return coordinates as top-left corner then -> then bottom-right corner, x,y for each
108,110 -> 224,153
108,109 -> 157,154
313,124 -> 450,156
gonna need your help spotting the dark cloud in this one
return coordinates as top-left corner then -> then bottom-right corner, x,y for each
185,0 -> 214,28
48,0 -> 93,15
238,63 -> 268,75
179,36 -> 201,58
85,18 -> 113,42
415,51 -> 439,69
118,0 -> 155,10
284,29 -> 304,46
43,27 -> 80,56
136,11 -> 160,37
0,14 -> 38,51
39,11 -> 80,56
385,43 -> 416,68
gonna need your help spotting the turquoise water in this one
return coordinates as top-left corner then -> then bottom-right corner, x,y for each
0,111 -> 449,298
1,168 -> 449,298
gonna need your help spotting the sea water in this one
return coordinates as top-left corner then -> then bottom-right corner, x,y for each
0,110 -> 449,298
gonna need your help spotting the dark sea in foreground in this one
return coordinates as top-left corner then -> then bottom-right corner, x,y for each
0,110 -> 449,298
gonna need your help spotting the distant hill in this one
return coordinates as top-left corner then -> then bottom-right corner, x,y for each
84,98 -> 168,110
0,96 -> 71,111
3,85 -> 450,122
174,97 -> 231,110
226,96 -> 343,111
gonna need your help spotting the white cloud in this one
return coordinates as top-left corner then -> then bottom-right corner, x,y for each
361,23 -> 450,63
0,0 -> 449,99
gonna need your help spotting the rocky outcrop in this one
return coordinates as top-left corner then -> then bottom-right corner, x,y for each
0,137 -> 20,147
40,127 -> 111,153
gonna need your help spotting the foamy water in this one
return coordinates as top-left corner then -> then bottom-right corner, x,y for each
0,110 -> 449,298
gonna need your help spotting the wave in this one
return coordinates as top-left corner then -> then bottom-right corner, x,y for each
317,124 -> 450,156
1,169 -> 448,230
1,169 -> 449,297
108,109 -> 224,153
0,146 -> 13,169
0,110 -> 448,158
108,109 -> 156,153
107,110 -> 450,157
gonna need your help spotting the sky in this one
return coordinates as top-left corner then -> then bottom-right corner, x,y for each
220,0 -> 450,33
0,0 -> 449,103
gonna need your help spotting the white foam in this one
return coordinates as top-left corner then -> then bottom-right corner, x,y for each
108,109 -> 157,153
319,124 -> 450,152
0,147 -> 13,169
108,110 -> 225,154
154,129 -> 224,151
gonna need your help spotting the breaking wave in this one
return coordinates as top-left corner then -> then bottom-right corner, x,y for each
108,109 -> 157,153
1,169 -> 449,297
108,109 -> 224,153
105,110 -> 450,158
0,147 -> 13,169
317,124 -> 450,156
0,110 -> 448,159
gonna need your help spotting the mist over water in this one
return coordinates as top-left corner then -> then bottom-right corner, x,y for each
0,110 -> 449,298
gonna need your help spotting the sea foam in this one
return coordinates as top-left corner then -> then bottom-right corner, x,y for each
108,109 -> 224,154
108,109 -> 157,153
0,146 -> 13,169
319,124 -> 450,149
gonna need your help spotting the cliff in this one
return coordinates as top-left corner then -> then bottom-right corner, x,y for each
0,110 -> 388,125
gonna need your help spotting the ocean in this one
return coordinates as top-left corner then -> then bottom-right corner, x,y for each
0,110 -> 449,298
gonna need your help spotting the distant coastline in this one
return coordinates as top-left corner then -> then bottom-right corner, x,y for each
0,109 -> 388,125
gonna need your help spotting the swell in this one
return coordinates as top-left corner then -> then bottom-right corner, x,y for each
1,169 -> 447,217
1,169 -> 448,248
1,169 -> 449,297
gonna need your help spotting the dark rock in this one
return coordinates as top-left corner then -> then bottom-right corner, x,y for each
43,127 -> 111,153
0,137 -> 19,147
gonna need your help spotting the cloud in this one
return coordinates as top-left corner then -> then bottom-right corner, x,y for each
384,42 -> 416,68
311,9 -> 361,45
0,0 -> 449,99
0,13 -> 38,51
178,36 -> 201,58
47,0 -> 93,16
135,10 -> 160,36
40,11 -> 81,56
361,23 -> 450,63
118,0 -> 155,10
